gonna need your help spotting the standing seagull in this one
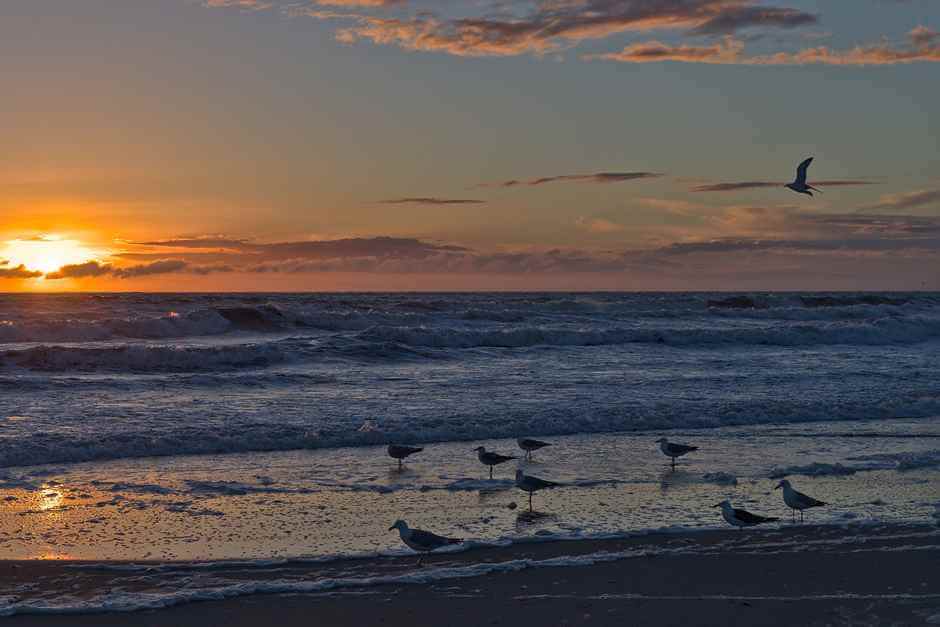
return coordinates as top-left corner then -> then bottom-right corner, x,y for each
387,444 -> 423,469
515,469 -> 560,511
388,520 -> 461,565
715,500 -> 779,530
517,438 -> 552,461
473,446 -> 517,479
775,479 -> 826,522
656,437 -> 699,470
785,157 -> 823,196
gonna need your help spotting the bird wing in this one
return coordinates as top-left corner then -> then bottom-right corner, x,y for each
410,529 -> 460,547
734,508 -> 777,524
794,490 -> 826,507
524,476 -> 560,490
521,439 -> 551,448
486,453 -> 516,464
667,443 -> 698,455
795,157 -> 813,185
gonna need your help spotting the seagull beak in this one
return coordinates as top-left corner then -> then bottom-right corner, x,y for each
713,503 -> 721,508
388,525 -> 395,531
774,483 -> 782,490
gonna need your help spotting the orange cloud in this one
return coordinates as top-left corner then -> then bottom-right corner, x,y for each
589,26 -> 940,65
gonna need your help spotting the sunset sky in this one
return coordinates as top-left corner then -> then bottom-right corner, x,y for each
2,0 -> 938,291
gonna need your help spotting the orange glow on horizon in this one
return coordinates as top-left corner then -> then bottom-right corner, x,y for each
0,236 -> 103,277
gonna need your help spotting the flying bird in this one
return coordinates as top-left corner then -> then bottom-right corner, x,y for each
785,157 -> 823,196
387,444 -> 423,469
775,479 -> 826,522
388,519 -> 461,565
656,437 -> 699,469
473,446 -> 517,479
715,500 -> 779,530
517,437 -> 552,461
515,469 -> 560,511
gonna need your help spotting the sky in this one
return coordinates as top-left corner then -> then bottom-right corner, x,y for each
1,0 -> 938,291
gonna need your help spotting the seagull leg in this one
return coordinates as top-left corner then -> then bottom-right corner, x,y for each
398,459 -> 402,470
528,492 -> 533,512
489,466 -> 494,480
417,555 -> 424,568
800,510 -> 804,523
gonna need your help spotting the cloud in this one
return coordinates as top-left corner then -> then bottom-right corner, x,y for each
576,217 -> 627,234
298,1 -> 818,58
691,179 -> 876,192
588,26 -> 940,66
861,189 -> 940,212
112,260 -> 189,279
377,197 -> 485,205
44,259 -> 231,280
45,261 -> 113,280
481,171 -> 661,188
0,264 -> 43,279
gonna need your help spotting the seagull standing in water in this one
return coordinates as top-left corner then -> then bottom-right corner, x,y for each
388,519 -> 461,565
515,469 -> 560,511
775,479 -> 826,522
473,446 -> 517,479
715,500 -> 779,530
656,437 -> 699,470
517,438 -> 552,461
785,157 -> 823,196
387,444 -> 423,469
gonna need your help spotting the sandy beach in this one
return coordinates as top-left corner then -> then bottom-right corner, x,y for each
3,522 -> 938,625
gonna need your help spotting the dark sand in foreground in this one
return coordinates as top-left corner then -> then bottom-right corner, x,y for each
4,523 -> 939,626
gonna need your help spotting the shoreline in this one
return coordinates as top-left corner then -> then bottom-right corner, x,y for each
2,522 -> 938,625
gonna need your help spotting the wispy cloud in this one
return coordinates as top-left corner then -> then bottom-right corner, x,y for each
377,197 -> 485,205
860,188 -> 940,212
480,172 -> 661,188
588,26 -> 940,65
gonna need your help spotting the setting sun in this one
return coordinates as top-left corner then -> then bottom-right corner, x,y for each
0,236 -> 99,276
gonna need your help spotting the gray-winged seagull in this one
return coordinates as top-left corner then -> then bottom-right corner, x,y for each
715,500 -> 779,530
785,157 -> 822,196
387,444 -> 423,469
388,519 -> 461,565
515,469 -> 560,511
775,479 -> 826,522
517,438 -> 552,461
656,437 -> 699,469
473,446 -> 517,479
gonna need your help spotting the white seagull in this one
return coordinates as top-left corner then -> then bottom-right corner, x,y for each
387,444 -> 423,469
775,479 -> 826,522
517,438 -> 552,461
715,500 -> 779,530
473,446 -> 517,479
785,157 -> 822,196
515,469 -> 560,511
656,437 -> 699,469
388,519 -> 461,565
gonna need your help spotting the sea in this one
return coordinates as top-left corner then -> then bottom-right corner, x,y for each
0,292 -> 937,613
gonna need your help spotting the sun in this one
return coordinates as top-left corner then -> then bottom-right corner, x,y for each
0,235 -> 100,276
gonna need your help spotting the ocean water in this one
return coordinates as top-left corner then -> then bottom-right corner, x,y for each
0,292 -> 938,613
1,292 -> 938,468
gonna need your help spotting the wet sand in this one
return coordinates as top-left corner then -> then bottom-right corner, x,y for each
3,523 -> 939,626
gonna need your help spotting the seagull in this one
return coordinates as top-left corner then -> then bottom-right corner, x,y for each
775,479 -> 826,522
515,469 -> 560,511
473,446 -> 517,479
785,157 -> 823,196
715,500 -> 779,530
388,519 -> 461,565
517,438 -> 552,461
655,437 -> 699,469
387,444 -> 423,469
